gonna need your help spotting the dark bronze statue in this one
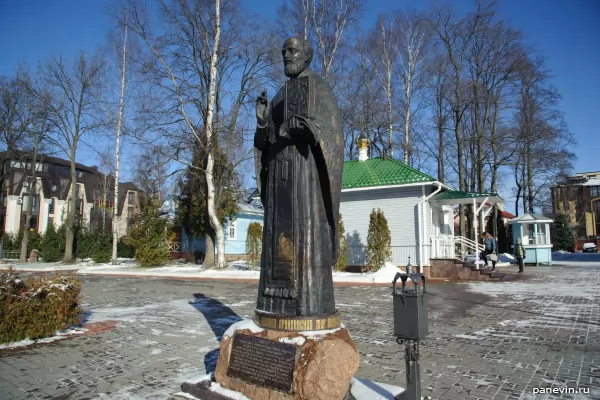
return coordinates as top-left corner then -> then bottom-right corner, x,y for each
253,37 -> 344,331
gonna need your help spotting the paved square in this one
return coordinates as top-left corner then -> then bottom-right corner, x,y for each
0,266 -> 599,399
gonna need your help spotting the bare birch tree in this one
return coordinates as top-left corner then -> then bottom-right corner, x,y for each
37,53 -> 105,262
396,13 -> 431,165
278,0 -> 363,91
17,71 -> 51,261
513,55 -> 575,214
202,0 -> 224,267
121,0 -> 272,268
112,18 -> 128,264
367,15 -> 399,158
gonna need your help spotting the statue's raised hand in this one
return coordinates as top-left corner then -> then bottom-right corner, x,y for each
256,89 -> 269,126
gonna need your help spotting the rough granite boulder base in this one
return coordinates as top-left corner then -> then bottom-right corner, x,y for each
215,322 -> 360,400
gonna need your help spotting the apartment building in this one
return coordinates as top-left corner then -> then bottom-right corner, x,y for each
551,171 -> 600,238
0,152 -> 138,237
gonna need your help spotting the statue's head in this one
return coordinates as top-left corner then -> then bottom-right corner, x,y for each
282,37 -> 313,78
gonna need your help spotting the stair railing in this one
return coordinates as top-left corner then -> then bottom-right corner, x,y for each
454,236 -> 483,261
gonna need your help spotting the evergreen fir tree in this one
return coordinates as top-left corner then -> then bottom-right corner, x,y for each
117,237 -> 135,258
126,194 -> 171,267
39,224 -> 63,262
91,234 -> 112,263
551,213 -> 575,252
335,214 -> 349,271
366,209 -> 391,271
75,229 -> 95,261
176,137 -> 240,265
245,222 -> 263,270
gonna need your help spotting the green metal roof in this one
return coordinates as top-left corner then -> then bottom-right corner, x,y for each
431,190 -> 498,201
342,157 -> 435,189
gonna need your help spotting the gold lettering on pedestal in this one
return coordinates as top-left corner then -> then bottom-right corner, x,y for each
257,314 -> 341,332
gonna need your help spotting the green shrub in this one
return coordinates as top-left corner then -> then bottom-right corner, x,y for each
28,230 -> 42,253
552,213 -> 575,252
1,229 -> 42,258
245,222 -> 263,270
117,237 -> 135,258
1,232 -> 17,251
365,208 -> 391,271
126,196 -> 171,267
335,214 -> 349,271
91,234 -> 112,263
0,267 -> 81,344
39,224 -> 64,262
75,229 -> 95,260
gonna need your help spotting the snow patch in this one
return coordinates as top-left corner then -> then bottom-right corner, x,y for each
172,392 -> 200,400
333,262 -> 406,284
279,336 -> 306,346
0,328 -> 87,349
209,382 -> 251,400
455,328 -> 534,340
349,377 -> 404,400
500,253 -> 515,261
223,319 -> 264,339
151,348 -> 162,355
11,259 -> 427,284
300,324 -> 345,339
465,281 -> 599,300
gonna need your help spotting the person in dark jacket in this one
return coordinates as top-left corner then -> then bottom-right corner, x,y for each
514,237 -> 525,273
481,232 -> 497,271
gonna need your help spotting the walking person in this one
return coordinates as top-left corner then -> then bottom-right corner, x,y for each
481,232 -> 497,271
514,238 -> 525,273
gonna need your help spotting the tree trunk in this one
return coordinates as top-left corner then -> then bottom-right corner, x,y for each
20,146 -> 40,262
387,75 -> 393,158
102,173 -> 107,233
526,140 -> 534,213
489,102 -> 499,192
204,218 -> 215,268
520,158 -> 527,215
64,150 -> 77,262
437,105 -> 444,183
112,21 -> 128,265
204,0 -> 224,268
454,71 -> 466,238
404,97 -> 411,164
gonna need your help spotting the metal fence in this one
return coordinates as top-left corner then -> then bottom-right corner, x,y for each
1,250 -> 21,260
348,245 -> 429,266
168,242 -> 182,252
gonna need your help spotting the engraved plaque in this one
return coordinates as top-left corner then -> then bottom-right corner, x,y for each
226,334 -> 297,392
285,76 -> 311,120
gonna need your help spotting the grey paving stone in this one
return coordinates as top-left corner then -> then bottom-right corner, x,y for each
0,266 -> 599,399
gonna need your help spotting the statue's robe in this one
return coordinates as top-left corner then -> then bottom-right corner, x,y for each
254,68 -> 344,317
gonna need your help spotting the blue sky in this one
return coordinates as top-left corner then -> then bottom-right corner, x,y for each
1,0 -> 598,180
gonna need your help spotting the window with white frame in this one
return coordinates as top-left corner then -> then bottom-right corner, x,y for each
228,220 -> 236,240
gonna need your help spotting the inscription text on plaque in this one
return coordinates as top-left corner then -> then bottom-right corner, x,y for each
226,334 -> 297,393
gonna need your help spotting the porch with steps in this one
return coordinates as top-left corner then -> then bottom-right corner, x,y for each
428,258 -> 508,281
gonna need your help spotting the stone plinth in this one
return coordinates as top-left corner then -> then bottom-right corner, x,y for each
28,249 -> 38,262
214,319 -> 360,400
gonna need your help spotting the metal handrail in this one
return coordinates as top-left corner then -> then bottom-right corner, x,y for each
455,236 -> 483,251
454,236 -> 483,261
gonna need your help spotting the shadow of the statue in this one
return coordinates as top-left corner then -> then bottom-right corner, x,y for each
190,293 -> 243,374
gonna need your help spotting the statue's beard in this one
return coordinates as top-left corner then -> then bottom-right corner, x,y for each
284,61 -> 306,78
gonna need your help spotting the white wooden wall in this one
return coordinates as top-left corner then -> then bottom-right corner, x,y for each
340,186 -> 424,265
